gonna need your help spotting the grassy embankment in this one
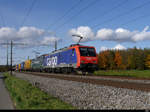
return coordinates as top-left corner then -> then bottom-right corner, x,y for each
94,70 -> 150,78
3,73 -> 75,109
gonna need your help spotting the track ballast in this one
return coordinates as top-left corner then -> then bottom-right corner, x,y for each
17,71 -> 150,92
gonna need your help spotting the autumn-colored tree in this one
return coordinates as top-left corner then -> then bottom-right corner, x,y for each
145,54 -> 150,69
127,48 -> 137,69
136,49 -> 145,70
114,51 -> 122,69
119,50 -> 128,70
98,48 -> 150,70
108,50 -> 116,70
98,51 -> 110,70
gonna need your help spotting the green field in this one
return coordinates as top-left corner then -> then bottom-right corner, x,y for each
94,70 -> 150,78
3,73 -> 75,110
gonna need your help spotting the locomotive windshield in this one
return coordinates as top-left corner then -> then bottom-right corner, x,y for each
79,47 -> 96,57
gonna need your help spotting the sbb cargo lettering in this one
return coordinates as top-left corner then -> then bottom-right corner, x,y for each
47,56 -> 57,67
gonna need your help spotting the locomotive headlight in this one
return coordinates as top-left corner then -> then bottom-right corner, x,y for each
81,60 -> 85,63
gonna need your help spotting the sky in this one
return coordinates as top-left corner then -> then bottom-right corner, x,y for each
0,0 -> 150,65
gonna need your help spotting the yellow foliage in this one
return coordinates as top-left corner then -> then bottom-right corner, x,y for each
145,54 -> 150,68
98,51 -> 110,69
114,51 -> 122,68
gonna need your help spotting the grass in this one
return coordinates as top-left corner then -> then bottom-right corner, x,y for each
3,73 -> 76,110
94,70 -> 150,78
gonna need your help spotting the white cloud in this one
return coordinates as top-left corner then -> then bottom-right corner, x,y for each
41,36 -> 60,46
0,27 -> 17,41
132,31 -> 150,42
96,28 -> 115,40
0,26 -> 60,47
96,26 -> 150,42
100,46 -> 109,51
69,26 -> 150,43
69,26 -> 94,42
100,44 -> 126,51
96,28 -> 137,42
113,44 -> 126,50
17,26 -> 45,39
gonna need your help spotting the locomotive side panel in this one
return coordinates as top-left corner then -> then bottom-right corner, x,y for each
43,48 -> 77,69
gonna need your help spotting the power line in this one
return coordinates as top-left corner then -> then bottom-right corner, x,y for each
0,7 -> 6,26
46,0 -> 83,30
85,0 -> 128,25
120,13 -> 150,26
20,0 -> 37,27
0,41 -> 27,75
53,0 -> 100,31
92,0 -> 150,29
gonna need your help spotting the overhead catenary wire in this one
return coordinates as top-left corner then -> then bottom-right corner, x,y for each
0,41 -> 28,75
46,0 -> 83,30
85,0 -> 128,25
20,0 -> 37,27
119,13 -> 150,27
0,7 -> 5,27
53,0 -> 101,31
91,0 -> 150,29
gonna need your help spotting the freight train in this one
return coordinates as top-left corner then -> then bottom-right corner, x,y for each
16,44 -> 98,74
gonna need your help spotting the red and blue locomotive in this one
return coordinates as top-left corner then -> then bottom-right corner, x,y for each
43,44 -> 98,73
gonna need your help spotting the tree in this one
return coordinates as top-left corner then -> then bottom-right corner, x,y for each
120,50 -> 128,70
127,48 -> 137,69
114,51 -> 122,69
108,50 -> 116,70
145,54 -> 150,69
98,51 -> 110,70
136,49 -> 145,70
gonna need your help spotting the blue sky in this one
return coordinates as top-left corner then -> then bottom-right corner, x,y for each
0,0 -> 150,65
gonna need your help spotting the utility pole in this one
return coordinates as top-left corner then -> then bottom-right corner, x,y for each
10,40 -> 13,75
7,41 -> 9,67
0,41 -> 26,75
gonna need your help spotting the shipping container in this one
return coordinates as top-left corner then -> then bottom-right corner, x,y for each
24,59 -> 32,70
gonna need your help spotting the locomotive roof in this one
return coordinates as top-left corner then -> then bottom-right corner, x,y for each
48,44 -> 95,55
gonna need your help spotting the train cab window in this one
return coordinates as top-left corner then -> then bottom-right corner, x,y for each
79,47 -> 96,57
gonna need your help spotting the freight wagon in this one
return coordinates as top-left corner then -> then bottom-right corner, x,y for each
31,54 -> 47,72
18,64 -> 21,71
16,64 -> 18,71
24,59 -> 32,71
21,62 -> 25,71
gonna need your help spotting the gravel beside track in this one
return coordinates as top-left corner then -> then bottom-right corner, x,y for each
30,72 -> 150,84
20,72 -> 150,92
14,72 -> 150,109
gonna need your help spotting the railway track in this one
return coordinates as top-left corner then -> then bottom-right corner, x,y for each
16,71 -> 150,92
